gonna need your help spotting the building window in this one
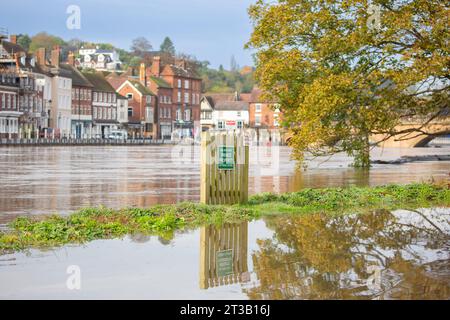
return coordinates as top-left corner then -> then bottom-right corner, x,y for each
146,96 -> 152,104
255,114 -> 261,126
146,107 -> 153,122
237,121 -> 243,129
217,121 -> 224,129
128,108 -> 133,117
177,91 -> 181,103
255,104 -> 262,112
176,109 -> 181,121
184,109 -> 191,121
185,80 -> 189,89
237,111 -> 241,117
126,93 -> 133,100
184,93 -> 189,104
177,79 -> 182,88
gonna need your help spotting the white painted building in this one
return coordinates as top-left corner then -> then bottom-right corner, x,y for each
200,96 -> 249,131
78,47 -> 122,71
34,72 -> 52,129
116,95 -> 128,124
51,74 -> 72,138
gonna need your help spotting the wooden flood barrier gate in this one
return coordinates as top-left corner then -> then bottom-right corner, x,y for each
200,131 -> 249,205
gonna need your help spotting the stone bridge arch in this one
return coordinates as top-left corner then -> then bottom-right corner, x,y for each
373,118 -> 450,148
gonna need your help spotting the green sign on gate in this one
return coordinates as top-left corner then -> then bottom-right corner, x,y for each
218,146 -> 235,170
216,249 -> 233,277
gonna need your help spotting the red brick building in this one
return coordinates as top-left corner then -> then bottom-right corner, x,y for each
106,55 -> 202,139
117,79 -> 156,138
243,87 -> 281,129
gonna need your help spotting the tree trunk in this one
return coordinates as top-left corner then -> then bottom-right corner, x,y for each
353,132 -> 371,168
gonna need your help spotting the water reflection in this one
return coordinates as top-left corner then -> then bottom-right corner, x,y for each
0,208 -> 448,299
199,222 -> 250,289
245,209 -> 450,300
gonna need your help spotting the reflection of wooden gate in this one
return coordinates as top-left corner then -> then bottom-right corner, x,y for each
199,222 -> 249,289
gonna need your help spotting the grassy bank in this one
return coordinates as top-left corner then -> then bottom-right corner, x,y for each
1,183 -> 449,254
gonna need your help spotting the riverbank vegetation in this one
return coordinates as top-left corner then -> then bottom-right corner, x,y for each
1,183 -> 449,254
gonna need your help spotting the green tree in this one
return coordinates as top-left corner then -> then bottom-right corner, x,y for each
29,32 -> 66,53
247,0 -> 449,168
160,36 -> 175,55
17,34 -> 31,51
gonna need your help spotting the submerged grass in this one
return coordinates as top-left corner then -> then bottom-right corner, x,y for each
1,183 -> 449,254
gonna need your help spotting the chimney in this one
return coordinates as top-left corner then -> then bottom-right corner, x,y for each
67,51 -> 75,66
51,45 -> 60,67
36,48 -> 46,66
151,56 -> 161,77
139,63 -> 147,86
10,35 -> 17,44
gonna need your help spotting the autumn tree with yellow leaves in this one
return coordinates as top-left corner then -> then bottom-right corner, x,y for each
246,0 -> 449,167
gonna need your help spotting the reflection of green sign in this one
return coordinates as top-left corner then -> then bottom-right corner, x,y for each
217,250 -> 233,277
218,146 -> 235,170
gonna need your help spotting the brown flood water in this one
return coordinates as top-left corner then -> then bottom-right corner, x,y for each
0,208 -> 448,299
0,145 -> 449,224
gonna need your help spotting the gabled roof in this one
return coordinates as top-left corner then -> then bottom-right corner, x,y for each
214,101 -> 249,111
161,64 -> 201,80
202,93 -> 249,111
0,40 -> 26,56
59,64 -> 93,87
205,93 -> 237,104
149,76 -> 171,89
82,71 -> 116,92
123,80 -> 155,96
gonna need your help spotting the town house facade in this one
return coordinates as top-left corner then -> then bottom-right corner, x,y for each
82,72 -> 119,138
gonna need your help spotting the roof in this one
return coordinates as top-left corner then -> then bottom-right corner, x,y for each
250,87 -> 263,102
149,76 -> 171,89
161,63 -> 201,80
128,80 -> 155,96
214,101 -> 249,111
82,71 -> 116,92
239,93 -> 252,102
59,64 -> 93,87
0,40 -> 26,56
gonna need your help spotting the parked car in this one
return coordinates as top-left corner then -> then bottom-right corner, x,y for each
107,131 -> 128,140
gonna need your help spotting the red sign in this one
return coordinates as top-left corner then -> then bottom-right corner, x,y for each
226,121 -> 236,126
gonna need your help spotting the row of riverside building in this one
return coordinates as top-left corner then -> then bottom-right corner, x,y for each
0,33 -> 281,141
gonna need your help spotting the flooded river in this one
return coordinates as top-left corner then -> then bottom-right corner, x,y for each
0,146 -> 449,299
0,208 -> 448,299
0,145 -> 449,223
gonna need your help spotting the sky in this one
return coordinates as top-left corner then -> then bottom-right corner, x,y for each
0,0 -> 256,69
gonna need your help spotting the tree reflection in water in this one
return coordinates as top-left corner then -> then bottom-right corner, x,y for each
245,208 -> 450,300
